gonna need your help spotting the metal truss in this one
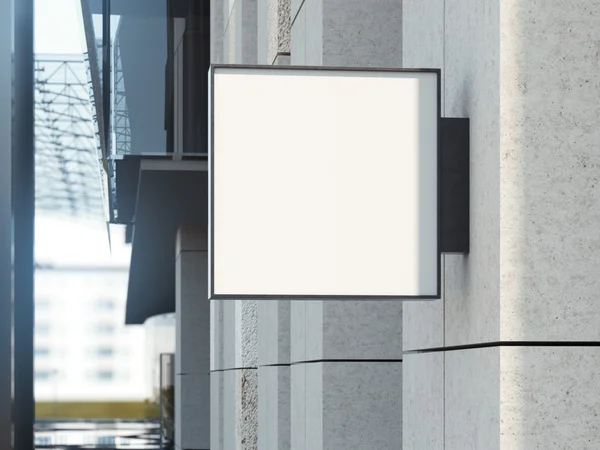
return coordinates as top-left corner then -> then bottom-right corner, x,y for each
113,39 -> 131,155
35,55 -> 105,220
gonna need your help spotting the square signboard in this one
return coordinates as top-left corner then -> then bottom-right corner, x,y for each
210,65 -> 440,300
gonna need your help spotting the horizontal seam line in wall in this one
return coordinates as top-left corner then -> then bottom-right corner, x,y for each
404,341 -> 600,355
290,0 -> 306,27
282,359 -> 403,366
210,367 -> 258,373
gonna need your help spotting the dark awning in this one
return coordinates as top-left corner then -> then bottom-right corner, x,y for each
115,155 -> 208,324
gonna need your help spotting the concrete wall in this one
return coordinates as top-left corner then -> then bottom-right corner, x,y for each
403,1 -> 600,448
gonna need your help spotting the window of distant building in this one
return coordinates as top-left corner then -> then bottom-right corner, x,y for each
35,298 -> 50,310
35,323 -> 50,335
95,347 -> 114,357
94,370 -> 114,381
35,347 -> 50,357
35,436 -> 51,446
97,436 -> 115,446
35,370 -> 53,381
95,324 -> 115,335
95,298 -> 115,311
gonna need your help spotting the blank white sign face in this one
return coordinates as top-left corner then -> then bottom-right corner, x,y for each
211,66 -> 439,299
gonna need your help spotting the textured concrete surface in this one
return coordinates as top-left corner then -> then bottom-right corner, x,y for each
258,301 -> 291,450
499,0 -> 600,341
406,346 -> 600,450
258,366 -> 291,450
210,300 -> 222,371
222,369 -> 259,450
216,299 -> 258,449
258,0 -> 291,64
290,364 -> 306,450
445,347 -> 500,450
293,362 -> 402,450
290,301 -> 306,363
303,0 -> 322,65
500,346 -> 600,449
221,299 -> 258,369
402,353 -> 443,450
273,53 -> 291,65
291,0 -> 303,23
258,300 -> 290,366
291,0 -> 401,67
292,300 -> 402,362
224,0 -> 258,64
210,371 -> 223,450
287,3 -> 405,449
290,3 -> 306,64
401,0 -> 445,353
322,0 -> 402,67
294,301 -> 403,362
175,227 -> 210,449
238,300 -> 258,368
211,0 -> 225,63
443,0 -> 501,347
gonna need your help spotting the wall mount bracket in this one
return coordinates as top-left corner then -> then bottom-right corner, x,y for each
440,117 -> 470,254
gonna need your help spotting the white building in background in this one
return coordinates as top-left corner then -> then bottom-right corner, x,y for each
34,265 -> 147,402
34,217 -> 175,403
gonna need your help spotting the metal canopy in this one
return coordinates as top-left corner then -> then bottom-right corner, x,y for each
123,156 -> 208,325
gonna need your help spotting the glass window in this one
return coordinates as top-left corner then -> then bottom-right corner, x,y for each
95,370 -> 114,381
35,323 -> 50,335
95,323 -> 115,334
95,347 -> 114,357
97,436 -> 115,445
35,347 -> 50,357
96,298 -> 115,311
35,436 -> 51,446
36,298 -> 50,310
35,370 -> 53,381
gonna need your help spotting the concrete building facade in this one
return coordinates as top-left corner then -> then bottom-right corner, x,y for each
78,0 -> 600,449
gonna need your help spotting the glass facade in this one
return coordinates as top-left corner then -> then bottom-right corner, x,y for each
80,0 -> 210,223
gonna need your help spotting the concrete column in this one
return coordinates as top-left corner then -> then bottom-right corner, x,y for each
223,0 -> 258,64
258,301 -> 291,450
257,0 -> 291,64
403,1 -> 600,449
255,4 -> 292,447
290,301 -> 403,450
211,299 -> 258,450
175,226 -> 210,450
211,3 -> 260,448
288,2 -> 403,449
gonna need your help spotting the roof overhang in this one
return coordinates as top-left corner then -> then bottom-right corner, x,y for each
87,0 -> 190,17
121,155 -> 208,324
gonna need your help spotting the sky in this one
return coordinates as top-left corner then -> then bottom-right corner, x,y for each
34,0 -> 130,268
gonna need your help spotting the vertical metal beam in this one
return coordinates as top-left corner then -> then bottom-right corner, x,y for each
183,0 -> 210,153
102,0 -> 111,153
13,0 -> 35,447
0,0 -> 13,448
